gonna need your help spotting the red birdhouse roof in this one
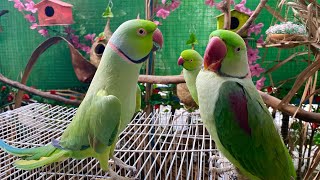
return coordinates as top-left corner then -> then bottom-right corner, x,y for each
35,0 -> 73,7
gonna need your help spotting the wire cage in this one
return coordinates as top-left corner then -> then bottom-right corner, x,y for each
0,103 -> 237,180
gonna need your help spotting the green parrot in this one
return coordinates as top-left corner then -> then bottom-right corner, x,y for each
196,30 -> 296,179
177,49 -> 203,105
0,19 -> 163,179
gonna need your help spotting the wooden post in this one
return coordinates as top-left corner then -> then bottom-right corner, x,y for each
144,0 -> 155,115
223,0 -> 231,30
281,113 -> 289,145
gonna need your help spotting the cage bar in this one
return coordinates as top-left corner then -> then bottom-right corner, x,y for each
0,103 -> 236,180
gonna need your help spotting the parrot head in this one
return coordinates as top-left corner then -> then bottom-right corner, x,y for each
177,49 -> 203,71
108,19 -> 163,64
203,30 -> 249,78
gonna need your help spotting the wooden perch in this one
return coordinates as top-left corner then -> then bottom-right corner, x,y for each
0,73 -> 81,106
237,0 -> 268,35
1,73 -> 319,122
138,75 -> 185,84
138,74 -> 320,123
260,91 -> 320,123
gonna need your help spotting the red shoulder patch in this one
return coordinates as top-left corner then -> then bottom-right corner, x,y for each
229,91 -> 251,135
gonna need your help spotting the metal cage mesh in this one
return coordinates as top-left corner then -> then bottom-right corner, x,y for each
0,103 -> 236,180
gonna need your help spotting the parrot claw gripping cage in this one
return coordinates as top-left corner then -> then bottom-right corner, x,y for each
0,103 -> 236,179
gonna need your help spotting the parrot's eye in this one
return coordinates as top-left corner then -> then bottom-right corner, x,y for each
235,47 -> 241,52
137,28 -> 147,36
190,59 -> 193,62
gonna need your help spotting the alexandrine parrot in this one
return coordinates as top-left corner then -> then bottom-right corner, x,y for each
0,19 -> 163,179
177,49 -> 203,105
195,30 -> 296,179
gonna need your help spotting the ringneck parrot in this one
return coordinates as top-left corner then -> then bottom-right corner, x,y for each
196,30 -> 296,180
177,49 -> 203,105
0,19 -> 163,179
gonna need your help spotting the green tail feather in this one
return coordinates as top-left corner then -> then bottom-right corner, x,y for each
0,139 -> 56,158
0,139 -> 68,170
14,149 -> 68,170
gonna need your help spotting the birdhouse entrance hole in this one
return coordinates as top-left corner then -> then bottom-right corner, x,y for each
94,44 -> 106,56
216,10 -> 249,37
230,17 -> 239,30
45,6 -> 55,17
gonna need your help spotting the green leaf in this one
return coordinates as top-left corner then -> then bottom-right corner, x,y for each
78,25 -> 86,36
314,132 -> 320,145
290,121 -> 301,131
102,6 -> 114,18
186,33 -> 198,45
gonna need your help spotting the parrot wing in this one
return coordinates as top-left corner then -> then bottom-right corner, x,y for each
214,81 -> 295,179
59,90 -> 121,154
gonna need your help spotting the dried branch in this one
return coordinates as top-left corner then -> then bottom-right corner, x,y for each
264,52 -> 309,74
304,147 -> 320,180
278,54 -> 320,109
0,73 -> 81,106
222,0 -> 231,30
264,4 -> 286,22
237,0 -> 268,35
302,87 -> 320,104
278,0 -> 287,8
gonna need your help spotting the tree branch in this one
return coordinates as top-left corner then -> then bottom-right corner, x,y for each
264,4 -> 286,22
222,0 -> 231,30
237,0 -> 268,35
138,74 -> 320,123
138,75 -> 185,84
0,73 -> 81,106
1,73 -> 319,122
260,92 -> 320,123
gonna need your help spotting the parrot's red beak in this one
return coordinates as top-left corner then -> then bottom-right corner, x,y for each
204,37 -> 227,72
177,56 -> 184,66
152,28 -> 163,51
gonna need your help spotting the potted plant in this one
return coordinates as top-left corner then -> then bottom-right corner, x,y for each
265,21 -> 307,47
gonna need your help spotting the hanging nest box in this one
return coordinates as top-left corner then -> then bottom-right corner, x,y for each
89,20 -> 113,67
34,0 -> 74,26
264,22 -> 307,48
216,9 -> 249,37
89,6 -> 114,67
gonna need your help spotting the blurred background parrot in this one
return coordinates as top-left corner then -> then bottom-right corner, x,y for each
0,19 -> 163,179
196,30 -> 296,179
177,49 -> 203,105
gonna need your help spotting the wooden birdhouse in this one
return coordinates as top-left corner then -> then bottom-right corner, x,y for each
34,0 -> 74,26
216,9 -> 249,37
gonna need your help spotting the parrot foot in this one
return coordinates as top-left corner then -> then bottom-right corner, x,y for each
102,168 -> 138,180
112,156 -> 137,176
208,155 -> 229,164
209,166 -> 235,175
